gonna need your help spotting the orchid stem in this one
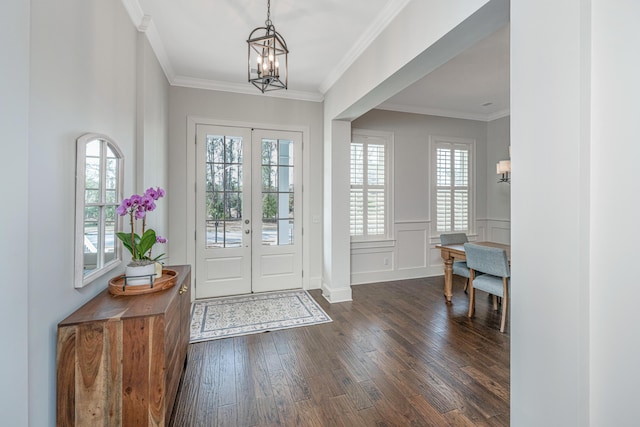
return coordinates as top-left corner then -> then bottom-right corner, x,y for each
130,212 -> 136,259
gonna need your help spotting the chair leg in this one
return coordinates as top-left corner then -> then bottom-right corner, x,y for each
464,278 -> 469,293
493,295 -> 498,311
467,271 -> 475,317
500,279 -> 509,333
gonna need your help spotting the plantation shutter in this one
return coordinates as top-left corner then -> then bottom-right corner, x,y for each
436,144 -> 470,232
350,138 -> 386,238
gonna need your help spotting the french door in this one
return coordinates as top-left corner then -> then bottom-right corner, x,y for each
195,124 -> 302,298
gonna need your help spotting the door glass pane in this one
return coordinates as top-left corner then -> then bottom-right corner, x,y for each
279,140 -> 294,165
261,222 -> 276,245
206,220 -> 223,248
262,139 -> 278,165
278,219 -> 294,244
261,138 -> 294,246
262,194 -> 277,220
205,133 -> 244,248
262,166 -> 277,191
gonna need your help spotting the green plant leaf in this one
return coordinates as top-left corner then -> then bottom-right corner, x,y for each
116,232 -> 135,255
137,229 -> 157,258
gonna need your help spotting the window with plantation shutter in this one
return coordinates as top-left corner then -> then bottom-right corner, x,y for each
350,130 -> 393,240
431,136 -> 474,235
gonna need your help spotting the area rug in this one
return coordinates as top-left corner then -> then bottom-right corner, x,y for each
190,290 -> 332,343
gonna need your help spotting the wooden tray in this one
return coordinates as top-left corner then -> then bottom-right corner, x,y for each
108,269 -> 178,296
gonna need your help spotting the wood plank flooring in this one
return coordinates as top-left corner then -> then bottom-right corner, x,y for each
171,276 -> 510,426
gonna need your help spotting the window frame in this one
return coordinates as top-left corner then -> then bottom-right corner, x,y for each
429,135 -> 475,238
74,133 -> 124,288
350,128 -> 394,242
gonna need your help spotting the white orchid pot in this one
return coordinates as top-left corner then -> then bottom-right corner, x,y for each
124,262 -> 156,286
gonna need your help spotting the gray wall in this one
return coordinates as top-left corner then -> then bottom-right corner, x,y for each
138,35 -> 171,256
348,109 -> 510,284
353,109 -> 500,225
167,87 -> 324,286
0,0 -> 30,425
12,1 -> 170,424
486,116 -> 511,221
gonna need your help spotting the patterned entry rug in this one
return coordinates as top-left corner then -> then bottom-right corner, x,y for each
190,290 -> 332,343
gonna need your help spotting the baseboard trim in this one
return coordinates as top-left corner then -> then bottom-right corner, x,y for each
321,281 -> 353,303
351,267 -> 443,285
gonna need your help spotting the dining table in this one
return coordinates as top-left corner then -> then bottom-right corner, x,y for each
435,241 -> 511,303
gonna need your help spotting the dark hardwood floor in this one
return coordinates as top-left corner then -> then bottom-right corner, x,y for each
171,276 -> 510,426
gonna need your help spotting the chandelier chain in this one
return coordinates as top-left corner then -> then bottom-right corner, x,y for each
265,0 -> 272,27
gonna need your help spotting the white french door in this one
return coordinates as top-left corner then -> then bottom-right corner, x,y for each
195,124 -> 302,298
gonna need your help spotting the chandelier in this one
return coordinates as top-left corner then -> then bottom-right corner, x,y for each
247,0 -> 289,93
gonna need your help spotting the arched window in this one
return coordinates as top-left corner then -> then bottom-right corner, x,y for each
74,133 -> 123,288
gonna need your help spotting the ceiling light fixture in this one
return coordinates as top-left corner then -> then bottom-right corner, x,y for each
247,0 -> 288,93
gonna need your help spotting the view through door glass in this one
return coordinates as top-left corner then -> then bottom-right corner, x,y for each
260,137 -> 295,246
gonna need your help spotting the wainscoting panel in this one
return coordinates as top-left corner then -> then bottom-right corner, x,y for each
351,221 -> 435,285
397,225 -> 427,270
351,249 -> 394,274
350,219 -> 511,285
477,219 -> 511,244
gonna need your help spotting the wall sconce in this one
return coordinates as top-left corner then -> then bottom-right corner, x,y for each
496,159 -> 511,183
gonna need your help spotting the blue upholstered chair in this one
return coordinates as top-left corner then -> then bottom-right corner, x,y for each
440,233 -> 471,292
464,243 -> 510,333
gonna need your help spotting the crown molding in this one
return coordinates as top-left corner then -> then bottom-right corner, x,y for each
121,0 -> 144,27
376,102 -> 510,122
486,108 -> 511,121
318,0 -> 412,94
171,76 -> 324,103
121,0 -> 176,81
137,14 -> 152,33
143,19 -> 176,81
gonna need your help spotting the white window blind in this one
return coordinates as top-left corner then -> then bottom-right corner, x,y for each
434,140 -> 471,233
350,132 -> 391,239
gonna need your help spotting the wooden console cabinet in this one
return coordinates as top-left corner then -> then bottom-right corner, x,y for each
57,265 -> 191,426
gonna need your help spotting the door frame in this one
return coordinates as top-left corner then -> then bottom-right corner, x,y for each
186,116 -> 311,301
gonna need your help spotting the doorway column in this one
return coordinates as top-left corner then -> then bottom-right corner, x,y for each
321,120 -> 352,302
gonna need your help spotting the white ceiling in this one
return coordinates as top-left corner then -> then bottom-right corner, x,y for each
127,0 -> 509,121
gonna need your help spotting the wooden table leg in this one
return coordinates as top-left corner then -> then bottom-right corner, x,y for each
443,256 -> 453,303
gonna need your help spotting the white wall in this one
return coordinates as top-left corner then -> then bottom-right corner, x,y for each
23,1 -> 169,424
167,87 -> 324,290
351,109 -> 503,284
0,0 -> 30,425
590,1 -> 640,424
511,1 -> 590,425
